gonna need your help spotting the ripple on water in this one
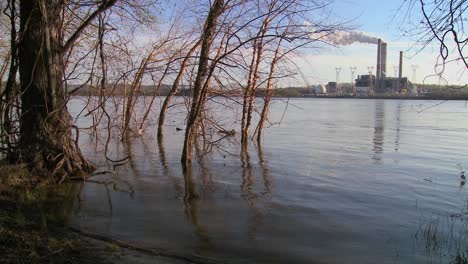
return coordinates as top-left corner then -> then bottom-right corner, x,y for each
69,98 -> 468,264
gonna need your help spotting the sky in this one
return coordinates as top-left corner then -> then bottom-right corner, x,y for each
294,0 -> 467,86
112,0 -> 466,87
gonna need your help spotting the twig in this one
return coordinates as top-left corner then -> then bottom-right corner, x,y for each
68,226 -> 222,264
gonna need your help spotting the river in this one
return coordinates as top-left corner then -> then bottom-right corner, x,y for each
69,97 -> 468,264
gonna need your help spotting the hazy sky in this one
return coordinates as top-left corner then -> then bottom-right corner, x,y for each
295,0 -> 467,86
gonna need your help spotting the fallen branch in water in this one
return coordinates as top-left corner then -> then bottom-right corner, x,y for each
68,226 -> 222,264
68,160 -> 129,181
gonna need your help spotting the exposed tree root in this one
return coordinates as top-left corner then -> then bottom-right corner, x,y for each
20,115 -> 96,184
68,226 -> 223,264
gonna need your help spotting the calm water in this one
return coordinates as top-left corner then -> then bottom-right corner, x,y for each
70,97 -> 468,264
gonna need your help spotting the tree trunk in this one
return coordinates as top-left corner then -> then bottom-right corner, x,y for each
256,40 -> 282,142
241,39 -> 258,144
181,0 -> 225,166
18,0 -> 94,181
158,39 -> 202,140
1,0 -> 19,162
241,15 -> 270,144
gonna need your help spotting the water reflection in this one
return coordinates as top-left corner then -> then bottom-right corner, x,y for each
372,100 -> 385,163
195,141 -> 214,190
240,142 -> 274,241
158,136 -> 213,252
257,143 -> 272,195
157,137 -> 183,198
241,144 -> 254,196
182,162 -> 213,252
394,103 -> 401,152
70,98 -> 468,264
0,183 -> 82,229
122,132 -> 139,176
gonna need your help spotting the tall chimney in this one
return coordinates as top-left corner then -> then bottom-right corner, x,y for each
398,51 -> 403,91
398,51 -> 403,79
376,39 -> 381,79
380,42 -> 387,79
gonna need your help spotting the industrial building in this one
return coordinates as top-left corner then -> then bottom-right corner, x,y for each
354,74 -> 375,96
327,82 -> 337,94
320,39 -> 417,97
354,39 -> 414,96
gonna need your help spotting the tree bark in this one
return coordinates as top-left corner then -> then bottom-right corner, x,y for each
256,37 -> 283,142
1,0 -> 19,162
241,39 -> 258,144
241,13 -> 271,144
18,0 -> 94,180
181,0 -> 225,166
158,39 -> 202,140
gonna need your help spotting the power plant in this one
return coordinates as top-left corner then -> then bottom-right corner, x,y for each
325,39 -> 417,97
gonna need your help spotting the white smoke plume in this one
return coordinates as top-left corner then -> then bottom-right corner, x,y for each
303,21 -> 380,46
324,30 -> 380,46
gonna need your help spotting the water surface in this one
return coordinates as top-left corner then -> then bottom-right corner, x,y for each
70,98 -> 468,264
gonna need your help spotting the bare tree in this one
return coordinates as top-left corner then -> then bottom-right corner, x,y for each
16,0 -> 120,180
241,0 -> 336,144
157,38 -> 202,140
181,0 -> 229,166
0,0 -> 19,162
399,0 -> 467,74
0,0 -> 340,181
0,0 -> 170,181
178,0 -> 339,162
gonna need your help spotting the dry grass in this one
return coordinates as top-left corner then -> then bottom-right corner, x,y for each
0,164 -> 36,186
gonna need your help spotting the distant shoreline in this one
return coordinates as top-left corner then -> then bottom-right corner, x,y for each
69,84 -> 468,101
301,94 -> 468,100
70,93 -> 468,101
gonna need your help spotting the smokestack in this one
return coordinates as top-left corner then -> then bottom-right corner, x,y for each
398,51 -> 403,80
376,39 -> 381,79
380,42 -> 387,79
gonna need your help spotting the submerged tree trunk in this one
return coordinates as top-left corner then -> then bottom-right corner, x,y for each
241,39 -> 258,144
181,0 -> 225,166
256,37 -> 283,142
241,13 -> 271,144
18,1 -> 94,180
158,39 -> 202,140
